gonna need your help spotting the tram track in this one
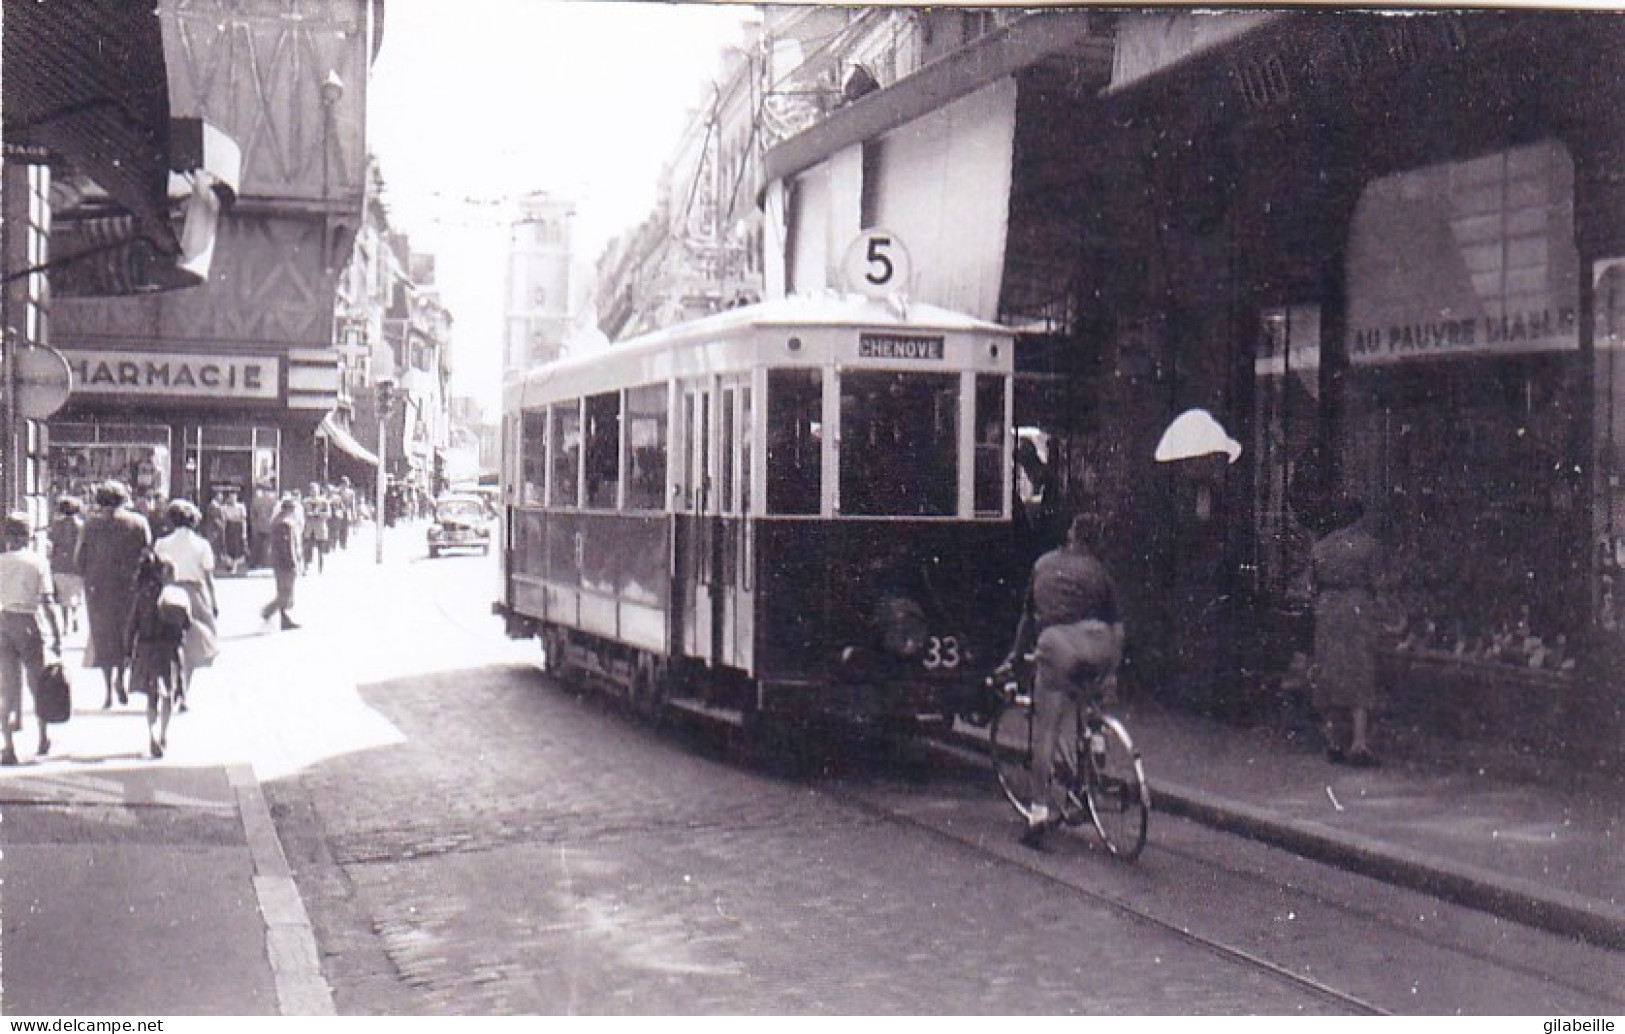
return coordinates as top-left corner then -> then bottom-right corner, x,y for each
841,732 -> 1391,1015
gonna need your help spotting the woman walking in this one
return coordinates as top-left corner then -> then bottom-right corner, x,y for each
46,496 -> 85,634
153,499 -> 219,711
1311,494 -> 1384,766
0,513 -> 62,765
77,481 -> 151,708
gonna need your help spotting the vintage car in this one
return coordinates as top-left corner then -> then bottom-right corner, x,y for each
427,493 -> 492,558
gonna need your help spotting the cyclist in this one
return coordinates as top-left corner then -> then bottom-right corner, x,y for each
999,511 -> 1125,846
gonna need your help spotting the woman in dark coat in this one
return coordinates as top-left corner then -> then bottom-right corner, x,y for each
1310,495 -> 1383,766
76,480 -> 152,708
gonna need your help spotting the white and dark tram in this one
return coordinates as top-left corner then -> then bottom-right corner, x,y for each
494,293 -> 1025,731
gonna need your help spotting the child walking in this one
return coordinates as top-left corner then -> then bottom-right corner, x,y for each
124,551 -> 186,759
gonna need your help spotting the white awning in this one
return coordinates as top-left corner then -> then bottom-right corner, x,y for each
316,414 -> 378,466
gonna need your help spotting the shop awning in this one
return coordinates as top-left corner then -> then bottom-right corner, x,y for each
316,414 -> 379,467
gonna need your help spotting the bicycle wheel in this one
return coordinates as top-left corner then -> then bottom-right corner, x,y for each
988,700 -> 1034,815
1083,714 -> 1151,860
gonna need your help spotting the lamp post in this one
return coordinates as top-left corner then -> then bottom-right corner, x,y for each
375,377 -> 395,565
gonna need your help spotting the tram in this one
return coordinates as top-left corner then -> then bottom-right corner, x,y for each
493,292 -> 1025,730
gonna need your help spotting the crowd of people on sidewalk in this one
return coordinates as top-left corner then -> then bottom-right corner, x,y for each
0,476 -> 383,765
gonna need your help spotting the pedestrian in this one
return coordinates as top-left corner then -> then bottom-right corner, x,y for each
201,490 -> 225,562
333,477 -> 354,551
999,511 -> 1125,846
0,513 -> 63,765
124,550 -> 184,759
248,483 -> 277,569
77,480 -> 152,708
260,498 -> 303,631
219,489 -> 248,575
302,483 -> 331,574
46,496 -> 86,634
1310,494 -> 1384,767
153,499 -> 220,711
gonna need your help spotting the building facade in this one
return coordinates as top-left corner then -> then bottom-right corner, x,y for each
42,0 -> 380,510
2,1 -> 246,523
755,8 -> 1625,757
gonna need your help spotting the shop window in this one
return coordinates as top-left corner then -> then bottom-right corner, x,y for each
521,409 -> 547,506
1593,257 -> 1625,631
550,403 -> 581,508
624,385 -> 667,511
839,370 -> 957,517
47,423 -> 171,504
1251,304 -> 1323,597
974,374 -> 1006,516
1344,140 -> 1581,664
766,369 -> 822,515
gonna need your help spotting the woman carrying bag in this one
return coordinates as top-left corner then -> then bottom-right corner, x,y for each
0,513 -> 64,765
153,499 -> 220,711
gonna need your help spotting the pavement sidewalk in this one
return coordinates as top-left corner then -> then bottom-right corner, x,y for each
1096,697 -> 1625,949
0,522 -> 426,1016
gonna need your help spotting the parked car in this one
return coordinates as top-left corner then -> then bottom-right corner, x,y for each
427,493 -> 492,558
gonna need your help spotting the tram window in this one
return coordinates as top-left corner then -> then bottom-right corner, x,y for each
624,384 -> 667,511
974,374 -> 1006,516
550,403 -> 581,508
767,369 -> 822,515
721,389 -> 737,513
840,371 -> 958,517
521,410 -> 547,506
584,392 -> 621,510
740,387 -> 753,515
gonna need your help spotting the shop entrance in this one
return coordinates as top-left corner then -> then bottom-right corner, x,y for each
183,425 -> 281,503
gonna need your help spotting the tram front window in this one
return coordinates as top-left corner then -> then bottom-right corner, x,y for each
840,371 -> 958,517
767,369 -> 822,515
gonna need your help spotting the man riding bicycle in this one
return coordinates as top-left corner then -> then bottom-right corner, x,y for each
999,512 -> 1125,846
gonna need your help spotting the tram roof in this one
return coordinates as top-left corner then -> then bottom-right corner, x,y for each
507,294 -> 1014,409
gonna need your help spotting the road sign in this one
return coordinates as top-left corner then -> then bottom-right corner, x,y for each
15,345 -> 72,419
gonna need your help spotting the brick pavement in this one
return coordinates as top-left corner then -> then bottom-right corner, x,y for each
275,670 -> 1346,1015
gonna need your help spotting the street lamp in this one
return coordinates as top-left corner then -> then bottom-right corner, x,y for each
375,376 -> 395,565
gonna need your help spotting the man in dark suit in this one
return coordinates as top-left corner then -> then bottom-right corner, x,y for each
259,498 -> 304,631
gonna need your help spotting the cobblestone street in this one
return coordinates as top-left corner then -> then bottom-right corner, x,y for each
272,661 -> 1341,1014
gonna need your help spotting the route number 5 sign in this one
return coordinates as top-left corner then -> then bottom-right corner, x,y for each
841,229 -> 912,299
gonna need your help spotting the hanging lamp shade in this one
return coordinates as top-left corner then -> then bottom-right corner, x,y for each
1154,408 -> 1242,464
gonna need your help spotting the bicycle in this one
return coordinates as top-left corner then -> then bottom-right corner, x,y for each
985,656 -> 1151,861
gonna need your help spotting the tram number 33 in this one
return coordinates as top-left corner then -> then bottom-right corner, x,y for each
922,635 -> 961,669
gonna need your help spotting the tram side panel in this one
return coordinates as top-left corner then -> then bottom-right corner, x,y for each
507,507 -> 673,657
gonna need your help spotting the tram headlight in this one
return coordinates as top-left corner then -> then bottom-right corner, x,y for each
874,595 -> 929,660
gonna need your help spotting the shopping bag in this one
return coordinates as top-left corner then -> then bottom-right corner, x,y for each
35,660 -> 72,724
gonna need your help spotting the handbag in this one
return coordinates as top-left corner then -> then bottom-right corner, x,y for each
35,659 -> 72,724
158,583 -> 192,628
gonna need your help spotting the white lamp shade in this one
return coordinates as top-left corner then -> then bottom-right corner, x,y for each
1155,408 -> 1242,464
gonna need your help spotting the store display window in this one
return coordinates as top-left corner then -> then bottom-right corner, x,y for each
48,424 -> 171,505
1342,139 -> 1581,674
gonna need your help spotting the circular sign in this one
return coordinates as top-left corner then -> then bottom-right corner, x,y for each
15,345 -> 72,419
841,228 -> 912,299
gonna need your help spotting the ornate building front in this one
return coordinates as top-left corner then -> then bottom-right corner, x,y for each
43,0 -> 380,507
